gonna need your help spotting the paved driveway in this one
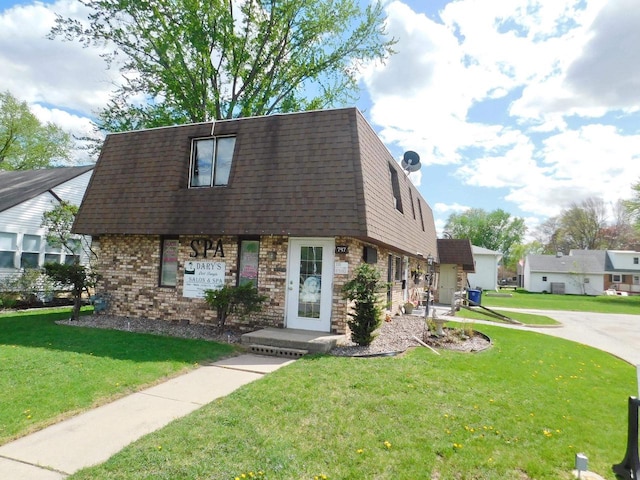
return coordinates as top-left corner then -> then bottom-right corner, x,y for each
495,308 -> 640,366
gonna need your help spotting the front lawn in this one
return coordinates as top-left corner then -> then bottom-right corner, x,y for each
0,308 -> 235,444
455,306 -> 560,325
71,324 -> 635,480
482,290 -> 640,314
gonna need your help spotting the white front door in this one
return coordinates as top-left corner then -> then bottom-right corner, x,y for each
438,264 -> 457,305
286,238 -> 335,332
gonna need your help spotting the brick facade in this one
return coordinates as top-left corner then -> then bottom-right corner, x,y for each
93,234 -> 424,334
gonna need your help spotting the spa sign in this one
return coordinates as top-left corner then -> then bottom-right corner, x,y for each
183,260 -> 226,298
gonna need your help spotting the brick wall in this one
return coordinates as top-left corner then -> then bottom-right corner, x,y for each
94,234 -> 417,334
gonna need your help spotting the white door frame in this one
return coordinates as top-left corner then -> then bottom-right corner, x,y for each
285,238 -> 335,332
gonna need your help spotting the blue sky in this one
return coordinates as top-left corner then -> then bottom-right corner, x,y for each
1,0 -> 640,239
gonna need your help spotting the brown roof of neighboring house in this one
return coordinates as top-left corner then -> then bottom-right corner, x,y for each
437,238 -> 475,272
0,166 -> 94,212
74,108 -> 437,257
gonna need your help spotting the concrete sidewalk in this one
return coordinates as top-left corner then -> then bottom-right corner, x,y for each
0,354 -> 294,479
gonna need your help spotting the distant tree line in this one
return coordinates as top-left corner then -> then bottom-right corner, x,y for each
444,189 -> 640,278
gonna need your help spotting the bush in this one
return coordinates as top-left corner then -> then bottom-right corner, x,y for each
342,263 -> 387,346
204,283 -> 267,332
0,269 -> 55,305
43,263 -> 95,321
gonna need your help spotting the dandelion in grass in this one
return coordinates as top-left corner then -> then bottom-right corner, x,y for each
453,443 -> 463,450
356,448 -> 364,454
383,440 -> 392,449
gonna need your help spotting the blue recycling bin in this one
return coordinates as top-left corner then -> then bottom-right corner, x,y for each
468,289 -> 482,305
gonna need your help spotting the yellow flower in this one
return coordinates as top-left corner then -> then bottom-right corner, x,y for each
383,441 -> 392,449
356,448 -> 364,454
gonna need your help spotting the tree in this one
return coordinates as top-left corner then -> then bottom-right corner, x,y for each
342,262 -> 386,346
535,197 -> 639,253
50,0 -> 395,131
444,208 -> 526,266
557,197 -> 607,251
41,201 -> 95,320
0,91 -> 72,170
625,179 -> 640,231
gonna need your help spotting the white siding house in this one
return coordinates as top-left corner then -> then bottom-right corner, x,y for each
605,250 -> 640,294
0,167 -> 94,282
523,251 -> 605,295
467,246 -> 502,291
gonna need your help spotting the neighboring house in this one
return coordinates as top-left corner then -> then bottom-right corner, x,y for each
467,245 -> 502,291
73,108 -> 438,334
435,239 -> 475,305
0,166 -> 94,282
523,251 -> 606,295
604,250 -> 640,294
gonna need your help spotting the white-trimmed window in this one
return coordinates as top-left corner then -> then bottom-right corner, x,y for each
388,164 -> 403,213
189,136 -> 236,188
64,239 -> 82,265
160,238 -> 179,287
238,239 -> 260,287
612,274 -> 622,283
45,241 -> 62,265
21,234 -> 40,269
0,232 -> 16,268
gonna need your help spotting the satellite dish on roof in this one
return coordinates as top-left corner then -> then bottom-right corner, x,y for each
401,151 -> 421,172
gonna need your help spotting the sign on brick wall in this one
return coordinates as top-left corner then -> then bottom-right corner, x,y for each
183,260 -> 226,298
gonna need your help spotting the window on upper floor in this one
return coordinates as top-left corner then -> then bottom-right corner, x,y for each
189,136 -> 236,188
634,257 -> 638,265
388,164 -> 403,213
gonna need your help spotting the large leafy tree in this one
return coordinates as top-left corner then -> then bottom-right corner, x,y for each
535,197 -> 639,253
625,179 -> 640,231
444,208 -> 526,265
50,0 -> 394,131
0,91 -> 72,170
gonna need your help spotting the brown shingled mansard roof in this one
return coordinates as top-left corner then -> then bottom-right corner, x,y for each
74,108 -> 437,258
437,238 -> 475,272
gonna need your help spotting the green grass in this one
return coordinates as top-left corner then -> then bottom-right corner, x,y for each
71,325 -> 635,480
483,290 -> 640,314
455,306 -> 560,325
0,307 -> 235,444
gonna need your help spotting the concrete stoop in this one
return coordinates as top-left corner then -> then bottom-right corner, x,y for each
241,327 -> 345,356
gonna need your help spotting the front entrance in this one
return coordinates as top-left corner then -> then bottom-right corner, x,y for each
438,264 -> 458,305
286,238 -> 335,332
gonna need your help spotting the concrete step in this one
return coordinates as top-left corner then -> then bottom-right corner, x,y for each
241,327 -> 345,355
247,344 -> 308,359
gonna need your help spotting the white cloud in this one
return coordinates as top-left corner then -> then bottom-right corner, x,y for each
433,202 -> 470,215
361,0 -> 640,234
0,1 -> 116,116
